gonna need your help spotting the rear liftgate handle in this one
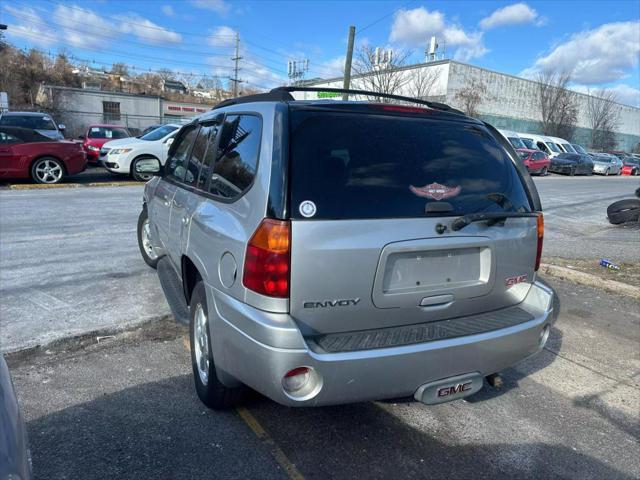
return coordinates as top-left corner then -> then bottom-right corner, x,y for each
419,294 -> 454,310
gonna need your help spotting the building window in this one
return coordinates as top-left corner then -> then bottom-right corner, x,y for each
103,101 -> 121,122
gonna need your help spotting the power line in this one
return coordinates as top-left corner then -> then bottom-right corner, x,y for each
357,0 -> 417,36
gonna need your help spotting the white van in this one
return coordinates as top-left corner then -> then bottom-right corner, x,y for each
497,129 -> 526,150
517,133 -> 563,158
546,136 -> 576,154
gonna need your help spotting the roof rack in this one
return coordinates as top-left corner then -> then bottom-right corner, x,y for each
272,87 -> 461,114
212,86 -> 462,115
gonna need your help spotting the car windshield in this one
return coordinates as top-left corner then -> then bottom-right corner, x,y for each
572,144 -> 588,154
521,138 -> 536,149
595,156 -> 612,163
547,142 -> 561,153
0,114 -> 57,130
561,143 -> 576,153
88,127 -> 130,139
508,136 -> 526,149
517,151 -> 529,159
141,125 -> 178,141
289,110 -> 532,220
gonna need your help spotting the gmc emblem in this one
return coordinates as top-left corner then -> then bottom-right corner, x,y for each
505,274 -> 528,287
437,382 -> 472,397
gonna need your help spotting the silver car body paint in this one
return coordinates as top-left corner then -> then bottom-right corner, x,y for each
144,100 -> 556,407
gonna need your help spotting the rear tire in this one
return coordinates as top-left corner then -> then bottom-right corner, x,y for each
137,208 -> 159,268
540,167 -> 548,176
30,157 -> 65,184
605,168 -> 610,176
190,282 -> 248,409
569,167 -> 576,176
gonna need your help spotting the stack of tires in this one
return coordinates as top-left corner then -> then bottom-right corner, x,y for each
607,188 -> 640,225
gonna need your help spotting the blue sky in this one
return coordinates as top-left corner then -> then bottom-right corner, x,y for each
2,0 -> 639,105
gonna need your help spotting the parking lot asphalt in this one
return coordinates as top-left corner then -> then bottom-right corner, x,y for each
8,278 -> 639,480
0,186 -> 169,353
535,175 -> 639,262
0,175 -> 638,353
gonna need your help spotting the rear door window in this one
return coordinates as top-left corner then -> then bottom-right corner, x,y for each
289,110 -> 532,220
208,114 -> 261,200
165,125 -> 199,183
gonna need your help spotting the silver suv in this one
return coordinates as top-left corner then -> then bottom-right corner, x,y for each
136,87 -> 557,409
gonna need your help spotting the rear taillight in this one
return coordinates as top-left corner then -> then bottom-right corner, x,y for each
243,219 -> 290,298
535,214 -> 544,271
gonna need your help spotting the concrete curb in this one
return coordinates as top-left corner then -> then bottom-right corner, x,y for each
4,315 -> 181,364
540,263 -> 640,301
7,181 -> 141,190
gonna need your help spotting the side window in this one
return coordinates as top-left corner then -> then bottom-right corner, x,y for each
533,152 -> 543,160
165,125 -> 200,183
209,114 -> 261,200
0,132 -> 21,144
537,142 -> 549,154
185,125 -> 213,187
196,124 -> 220,191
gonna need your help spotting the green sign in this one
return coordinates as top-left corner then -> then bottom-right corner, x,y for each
317,91 -> 341,99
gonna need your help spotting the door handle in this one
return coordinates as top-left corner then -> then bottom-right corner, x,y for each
173,199 -> 183,209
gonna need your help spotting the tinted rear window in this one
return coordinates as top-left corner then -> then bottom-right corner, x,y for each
289,111 -> 532,220
88,127 -> 129,139
0,114 -> 56,130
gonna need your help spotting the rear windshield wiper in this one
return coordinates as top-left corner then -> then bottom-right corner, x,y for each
451,211 -> 539,231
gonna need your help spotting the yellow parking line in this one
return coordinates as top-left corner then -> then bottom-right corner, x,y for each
236,407 -> 305,480
182,337 -> 304,479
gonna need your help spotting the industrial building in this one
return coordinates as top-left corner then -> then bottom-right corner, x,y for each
299,59 -> 640,152
36,85 -> 214,137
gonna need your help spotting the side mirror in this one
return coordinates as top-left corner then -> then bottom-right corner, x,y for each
58,124 -> 66,131
78,135 -> 85,140
165,137 -> 174,147
134,157 -> 163,176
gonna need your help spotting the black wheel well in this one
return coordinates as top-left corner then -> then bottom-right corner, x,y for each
182,256 -> 201,303
130,154 -> 159,175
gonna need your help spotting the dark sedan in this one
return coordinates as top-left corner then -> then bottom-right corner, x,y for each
549,153 -> 594,176
0,126 -> 86,184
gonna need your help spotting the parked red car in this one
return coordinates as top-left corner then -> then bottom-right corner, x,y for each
80,124 -> 131,164
0,127 -> 86,184
516,148 -> 551,175
620,157 -> 639,176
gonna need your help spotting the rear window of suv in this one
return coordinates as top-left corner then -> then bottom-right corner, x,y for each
289,110 -> 532,220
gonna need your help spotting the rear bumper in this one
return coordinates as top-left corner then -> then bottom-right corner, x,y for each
208,281 -> 557,407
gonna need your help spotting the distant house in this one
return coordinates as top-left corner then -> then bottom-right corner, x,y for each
162,79 -> 188,95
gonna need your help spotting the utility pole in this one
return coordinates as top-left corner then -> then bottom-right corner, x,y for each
342,25 -> 356,101
230,32 -> 243,97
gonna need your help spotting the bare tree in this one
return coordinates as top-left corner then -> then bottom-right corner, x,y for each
586,89 -> 619,151
407,67 -> 441,101
536,70 -> 579,140
351,45 -> 410,102
453,78 -> 487,117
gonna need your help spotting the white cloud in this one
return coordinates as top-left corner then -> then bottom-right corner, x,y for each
162,5 -> 174,16
316,56 -> 345,79
114,13 -> 182,44
480,3 -> 544,30
53,5 -> 117,49
207,26 -> 237,47
603,84 -> 640,108
191,0 -> 230,15
571,84 -> 640,108
2,5 -> 56,48
389,7 -> 488,61
522,21 -> 640,84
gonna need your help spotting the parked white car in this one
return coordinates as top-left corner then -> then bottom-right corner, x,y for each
545,136 -> 576,153
497,129 -> 526,149
100,124 -> 180,181
517,133 -> 563,158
